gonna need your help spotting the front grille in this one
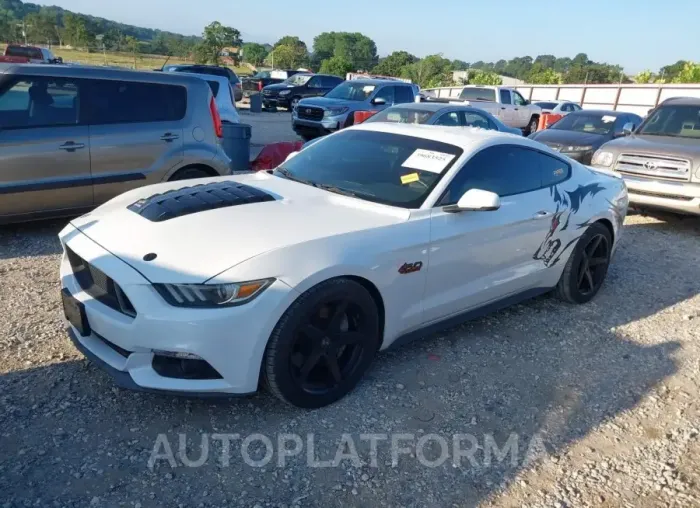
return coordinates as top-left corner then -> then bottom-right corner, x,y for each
615,154 -> 691,181
297,106 -> 324,121
66,247 -> 137,317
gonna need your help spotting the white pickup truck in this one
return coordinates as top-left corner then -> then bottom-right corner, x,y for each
428,86 -> 542,135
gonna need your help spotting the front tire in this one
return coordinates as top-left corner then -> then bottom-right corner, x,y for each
289,96 -> 301,111
263,279 -> 380,408
526,115 -> 539,136
555,222 -> 612,304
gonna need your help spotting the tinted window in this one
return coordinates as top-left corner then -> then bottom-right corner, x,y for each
322,76 -> 343,88
365,107 -> 434,124
0,76 -> 80,129
500,89 -> 512,104
394,85 -> 414,103
205,80 -> 220,97
535,102 -> 558,110
307,77 -> 323,88
325,81 -> 376,101
572,104 -> 582,111
512,91 -> 527,106
434,112 -> 461,126
276,130 -> 463,208
463,111 -> 495,130
5,46 -> 42,59
637,105 -> 700,137
439,145 -> 570,205
460,88 -> 496,102
87,80 -> 187,125
373,86 -> 395,104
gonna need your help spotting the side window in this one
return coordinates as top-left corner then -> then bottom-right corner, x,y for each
513,91 -> 527,106
87,80 -> 187,125
463,111 -> 495,130
560,103 -> 571,112
307,77 -> 323,89
434,112 -> 461,127
325,76 -> 343,88
373,86 -> 395,104
394,85 -> 414,104
499,89 -> 512,104
0,76 -> 80,129
438,145 -> 570,205
572,104 -> 582,111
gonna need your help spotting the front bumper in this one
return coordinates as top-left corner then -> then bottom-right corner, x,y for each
263,95 -> 289,108
59,224 -> 298,395
592,171 -> 700,216
292,114 -> 345,139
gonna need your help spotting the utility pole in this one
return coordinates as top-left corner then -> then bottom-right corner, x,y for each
16,20 -> 31,45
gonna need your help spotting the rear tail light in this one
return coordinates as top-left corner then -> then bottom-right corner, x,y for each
258,81 -> 263,92
209,96 -> 223,138
235,82 -> 241,89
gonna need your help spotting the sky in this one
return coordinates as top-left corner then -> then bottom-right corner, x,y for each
38,0 -> 699,73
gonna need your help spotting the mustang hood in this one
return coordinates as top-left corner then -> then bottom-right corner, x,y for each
68,173 -> 409,284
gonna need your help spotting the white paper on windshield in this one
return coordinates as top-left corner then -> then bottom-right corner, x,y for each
602,115 -> 616,123
363,85 -> 376,93
402,149 -> 456,174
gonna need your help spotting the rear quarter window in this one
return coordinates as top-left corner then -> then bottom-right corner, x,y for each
87,80 -> 187,124
460,88 -> 496,102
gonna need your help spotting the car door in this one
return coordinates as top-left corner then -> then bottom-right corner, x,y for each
423,145 -> 570,323
394,85 -> 415,105
512,90 -> 531,126
85,78 -> 185,206
304,76 -> 327,98
499,89 -> 516,126
370,85 -> 395,110
322,76 -> 343,94
433,111 -> 461,127
0,74 -> 92,219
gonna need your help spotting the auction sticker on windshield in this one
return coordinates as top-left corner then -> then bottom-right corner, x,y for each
402,149 -> 456,174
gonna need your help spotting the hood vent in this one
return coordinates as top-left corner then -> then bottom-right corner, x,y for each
127,181 -> 275,222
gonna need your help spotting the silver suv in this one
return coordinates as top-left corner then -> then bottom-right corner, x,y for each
0,64 -> 232,224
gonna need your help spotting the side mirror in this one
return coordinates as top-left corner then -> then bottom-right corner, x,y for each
622,122 -> 634,136
443,189 -> 501,213
372,97 -> 387,106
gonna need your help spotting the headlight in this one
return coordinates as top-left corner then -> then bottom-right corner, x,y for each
592,150 -> 614,167
324,107 -> 349,118
279,90 -> 291,96
564,145 -> 593,152
154,279 -> 274,308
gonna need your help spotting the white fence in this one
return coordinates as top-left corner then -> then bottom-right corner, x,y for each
423,84 -> 700,117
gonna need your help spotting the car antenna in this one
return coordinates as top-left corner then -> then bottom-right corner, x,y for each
160,56 -> 171,71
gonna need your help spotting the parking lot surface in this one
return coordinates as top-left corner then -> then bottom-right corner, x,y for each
239,105 -> 302,161
1,213 -> 699,508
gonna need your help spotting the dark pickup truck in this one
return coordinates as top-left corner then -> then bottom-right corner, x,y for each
241,69 -> 301,98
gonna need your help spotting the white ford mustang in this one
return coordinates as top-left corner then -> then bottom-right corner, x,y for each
59,123 -> 628,408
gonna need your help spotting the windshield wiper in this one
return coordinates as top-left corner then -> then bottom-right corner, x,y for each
314,184 -> 363,198
275,167 -> 319,188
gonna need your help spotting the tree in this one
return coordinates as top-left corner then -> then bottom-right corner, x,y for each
672,62 -> 700,83
660,60 -> 689,81
401,54 -> 453,88
311,32 -> 377,72
124,35 -> 140,68
274,35 -> 306,50
63,13 -> 95,49
528,68 -> 563,84
241,42 -> 268,66
24,11 -> 56,45
266,43 -> 307,69
468,70 -> 503,85
197,21 -> 241,64
634,70 -> 655,84
371,50 -> 417,77
319,55 -> 352,77
451,59 -> 469,71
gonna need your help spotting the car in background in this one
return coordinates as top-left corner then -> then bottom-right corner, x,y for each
262,73 -> 343,111
0,44 -> 63,64
590,97 -> 700,215
292,79 -> 416,140
241,69 -> 301,98
529,110 -> 642,164
0,63 -> 231,224
163,64 -> 242,102
176,72 -> 240,124
59,122 -> 627,408
533,100 -> 582,116
363,102 -> 522,135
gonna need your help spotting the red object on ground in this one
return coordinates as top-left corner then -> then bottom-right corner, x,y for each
353,110 -> 378,125
251,141 -> 305,171
537,113 -> 564,131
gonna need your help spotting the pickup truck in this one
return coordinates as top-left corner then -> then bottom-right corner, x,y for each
241,69 -> 301,98
0,45 -> 62,64
426,85 -> 541,134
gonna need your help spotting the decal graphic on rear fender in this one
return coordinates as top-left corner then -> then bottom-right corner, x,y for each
533,183 -> 605,267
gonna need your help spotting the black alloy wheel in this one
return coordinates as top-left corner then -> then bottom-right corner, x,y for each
263,279 -> 380,408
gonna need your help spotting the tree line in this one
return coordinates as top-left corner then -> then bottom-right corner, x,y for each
1,0 -> 698,85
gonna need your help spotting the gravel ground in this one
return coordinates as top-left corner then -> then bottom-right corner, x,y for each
1,212 -> 699,508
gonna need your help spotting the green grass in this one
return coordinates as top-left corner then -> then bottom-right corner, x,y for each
0,44 -> 251,75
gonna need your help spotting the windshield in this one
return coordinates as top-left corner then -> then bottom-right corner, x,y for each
275,130 -> 463,208
550,113 -> 617,135
365,108 -> 435,125
637,105 -> 700,138
325,82 -> 376,101
535,102 -> 558,110
285,74 -> 312,86
253,71 -> 271,79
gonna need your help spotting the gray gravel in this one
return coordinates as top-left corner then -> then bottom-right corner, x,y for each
1,212 -> 699,508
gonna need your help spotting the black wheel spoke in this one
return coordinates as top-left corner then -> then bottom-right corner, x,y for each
586,235 -> 603,256
302,324 -> 325,342
588,255 -> 608,267
299,347 -> 324,381
577,263 -> 587,287
328,299 -> 349,332
584,268 -> 594,291
334,331 -> 364,346
325,354 -> 343,384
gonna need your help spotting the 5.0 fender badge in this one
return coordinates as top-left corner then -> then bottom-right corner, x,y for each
399,261 -> 423,274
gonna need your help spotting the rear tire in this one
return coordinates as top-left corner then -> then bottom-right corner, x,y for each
526,116 -> 539,136
169,167 -> 213,181
263,279 -> 380,408
555,222 -> 612,304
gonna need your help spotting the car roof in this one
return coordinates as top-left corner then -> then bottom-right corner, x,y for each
169,71 -> 229,84
0,63 -> 209,86
352,121 -> 527,150
566,109 -> 626,116
349,78 -> 412,86
387,102 -> 486,113
660,96 -> 700,106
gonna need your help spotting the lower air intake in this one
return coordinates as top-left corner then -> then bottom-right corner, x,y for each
127,181 -> 275,222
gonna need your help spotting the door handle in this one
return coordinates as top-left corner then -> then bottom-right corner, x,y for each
160,133 -> 180,142
501,107 -> 506,110
514,108 -> 519,111
533,210 -> 553,219
59,142 -> 85,151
